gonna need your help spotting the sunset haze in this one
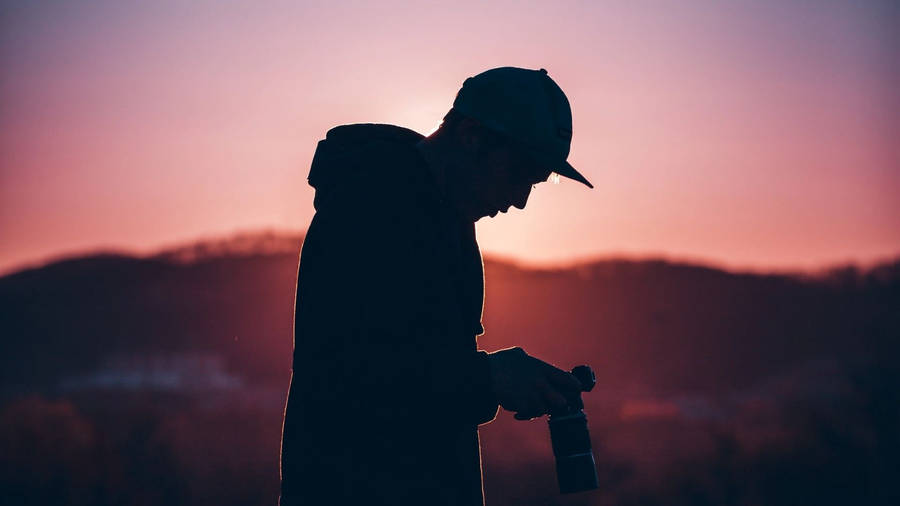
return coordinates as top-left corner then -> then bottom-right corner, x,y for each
2,0 -> 898,274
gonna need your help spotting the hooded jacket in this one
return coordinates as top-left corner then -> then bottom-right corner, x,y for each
280,124 -> 499,505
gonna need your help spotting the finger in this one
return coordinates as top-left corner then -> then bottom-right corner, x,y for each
515,392 -> 546,420
538,380 -> 569,411
514,403 -> 543,420
544,366 -> 583,392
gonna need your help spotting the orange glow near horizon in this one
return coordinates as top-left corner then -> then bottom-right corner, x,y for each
1,1 -> 898,275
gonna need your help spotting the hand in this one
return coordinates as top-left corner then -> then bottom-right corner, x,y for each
487,347 -> 583,421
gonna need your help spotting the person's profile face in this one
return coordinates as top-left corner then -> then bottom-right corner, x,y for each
458,144 -> 552,222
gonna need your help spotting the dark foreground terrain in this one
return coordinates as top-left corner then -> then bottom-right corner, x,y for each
2,232 -> 898,505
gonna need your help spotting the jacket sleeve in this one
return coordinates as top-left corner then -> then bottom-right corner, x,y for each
294,195 -> 498,428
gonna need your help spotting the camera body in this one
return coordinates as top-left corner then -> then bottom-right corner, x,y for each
548,365 -> 598,494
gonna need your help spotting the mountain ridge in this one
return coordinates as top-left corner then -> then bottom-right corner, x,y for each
2,231 -> 898,506
4,230 -> 898,282
2,232 -> 897,397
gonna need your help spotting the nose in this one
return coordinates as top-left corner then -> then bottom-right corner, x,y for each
510,183 -> 532,210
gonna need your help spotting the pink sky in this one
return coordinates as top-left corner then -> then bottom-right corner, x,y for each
1,0 -> 898,275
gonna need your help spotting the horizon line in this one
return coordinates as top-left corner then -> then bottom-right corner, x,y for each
2,228 -> 897,279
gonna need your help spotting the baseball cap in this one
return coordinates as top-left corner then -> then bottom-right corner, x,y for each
452,66 -> 593,189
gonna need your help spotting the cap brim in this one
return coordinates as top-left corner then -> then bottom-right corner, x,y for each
554,160 -> 594,189
516,143 -> 593,189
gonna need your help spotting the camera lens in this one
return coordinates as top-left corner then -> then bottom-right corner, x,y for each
549,410 -> 598,494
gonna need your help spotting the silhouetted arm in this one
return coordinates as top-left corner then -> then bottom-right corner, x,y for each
296,194 -> 497,427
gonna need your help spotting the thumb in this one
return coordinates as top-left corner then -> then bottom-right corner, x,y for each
544,364 -> 583,392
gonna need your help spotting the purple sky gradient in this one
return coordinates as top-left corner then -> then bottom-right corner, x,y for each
1,0 -> 898,274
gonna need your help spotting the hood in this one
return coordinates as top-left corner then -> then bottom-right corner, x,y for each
307,123 -> 424,211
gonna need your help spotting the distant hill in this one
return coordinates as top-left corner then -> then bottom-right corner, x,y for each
2,231 -> 899,506
2,231 -> 897,395
151,230 -> 304,264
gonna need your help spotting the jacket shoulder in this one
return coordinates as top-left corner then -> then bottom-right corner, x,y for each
325,123 -> 423,144
309,124 -> 437,214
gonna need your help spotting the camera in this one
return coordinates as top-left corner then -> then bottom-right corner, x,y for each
548,365 -> 598,494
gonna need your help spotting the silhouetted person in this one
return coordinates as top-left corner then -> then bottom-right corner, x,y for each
280,67 -> 594,505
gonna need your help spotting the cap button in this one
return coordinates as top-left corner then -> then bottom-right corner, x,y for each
539,68 -> 548,74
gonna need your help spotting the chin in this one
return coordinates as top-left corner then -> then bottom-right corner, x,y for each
464,206 -> 492,222
476,211 -> 498,222
466,201 -> 500,222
